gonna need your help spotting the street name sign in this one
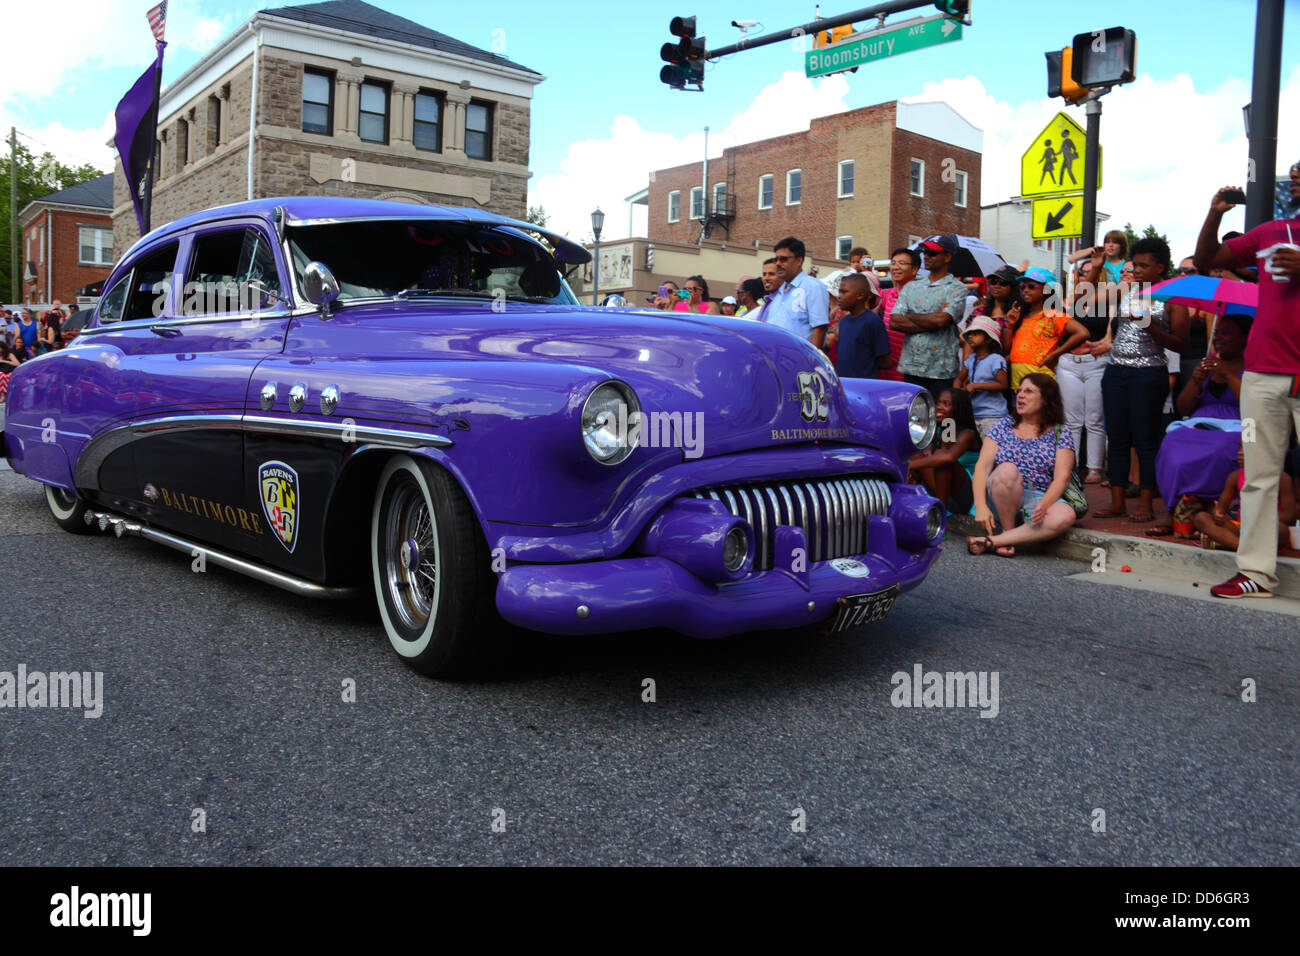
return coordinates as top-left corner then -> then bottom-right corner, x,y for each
805,14 -> 962,78
1020,111 -> 1101,198
1031,194 -> 1084,240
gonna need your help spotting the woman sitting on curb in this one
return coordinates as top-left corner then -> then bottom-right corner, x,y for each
909,387 -> 981,517
969,373 -> 1080,557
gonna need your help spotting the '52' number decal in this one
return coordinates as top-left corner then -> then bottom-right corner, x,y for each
797,371 -> 830,423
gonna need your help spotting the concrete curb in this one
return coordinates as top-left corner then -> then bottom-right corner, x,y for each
948,513 -> 1300,600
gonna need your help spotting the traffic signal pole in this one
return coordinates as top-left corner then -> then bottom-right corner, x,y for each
1080,95 -> 1103,249
1246,0 -> 1284,230
701,0 -> 966,59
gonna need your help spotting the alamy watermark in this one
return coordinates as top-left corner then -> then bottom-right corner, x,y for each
890,664 -> 999,718
0,664 -> 103,718
607,404 -> 705,460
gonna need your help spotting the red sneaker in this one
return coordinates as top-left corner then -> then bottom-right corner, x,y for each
1210,573 -> 1273,599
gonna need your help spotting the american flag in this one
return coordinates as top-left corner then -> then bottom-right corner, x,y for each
147,1 -> 167,44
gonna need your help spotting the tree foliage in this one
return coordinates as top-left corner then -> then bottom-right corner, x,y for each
1121,222 -> 1175,278
0,141 -> 107,302
523,205 -> 549,228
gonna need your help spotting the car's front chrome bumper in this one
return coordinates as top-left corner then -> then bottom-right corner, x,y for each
495,511 -> 943,638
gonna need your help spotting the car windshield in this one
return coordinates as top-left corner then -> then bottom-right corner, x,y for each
285,220 -> 578,306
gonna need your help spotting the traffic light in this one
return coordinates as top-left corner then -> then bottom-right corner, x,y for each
933,0 -> 969,17
1071,27 -> 1136,88
813,23 -> 854,49
661,15 -> 706,90
1045,47 -> 1088,103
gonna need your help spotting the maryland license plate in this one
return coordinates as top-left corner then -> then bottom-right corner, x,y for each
826,585 -> 899,633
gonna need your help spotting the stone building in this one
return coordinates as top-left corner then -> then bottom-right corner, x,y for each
644,100 -> 982,264
19,173 -> 115,306
112,0 -> 541,256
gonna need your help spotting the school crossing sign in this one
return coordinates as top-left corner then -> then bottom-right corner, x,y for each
1020,111 -> 1101,198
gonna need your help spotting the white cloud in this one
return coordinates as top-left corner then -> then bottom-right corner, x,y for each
537,65 -> 1300,257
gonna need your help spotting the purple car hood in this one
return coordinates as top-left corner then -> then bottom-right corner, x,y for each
306,302 -> 895,459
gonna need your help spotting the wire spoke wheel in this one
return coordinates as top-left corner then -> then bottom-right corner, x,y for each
379,475 -> 440,634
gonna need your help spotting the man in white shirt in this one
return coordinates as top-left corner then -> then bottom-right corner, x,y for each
765,236 -> 830,347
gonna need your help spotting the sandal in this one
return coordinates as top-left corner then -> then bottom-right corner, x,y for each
1092,509 -> 1127,518
1145,525 -> 1174,536
1128,512 -> 1155,523
967,535 -> 995,556
1084,470 -> 1104,484
1099,479 -> 1112,488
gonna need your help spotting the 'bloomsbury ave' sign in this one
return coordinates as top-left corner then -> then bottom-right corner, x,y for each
805,14 -> 962,78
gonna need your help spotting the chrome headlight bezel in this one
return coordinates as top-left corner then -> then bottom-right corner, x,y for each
908,389 -> 937,450
581,380 -> 640,466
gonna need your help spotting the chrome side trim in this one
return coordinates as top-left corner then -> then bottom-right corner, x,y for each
75,413 -> 451,489
90,511 -> 356,599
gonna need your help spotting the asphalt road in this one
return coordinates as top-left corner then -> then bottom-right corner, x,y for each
0,461 -> 1296,866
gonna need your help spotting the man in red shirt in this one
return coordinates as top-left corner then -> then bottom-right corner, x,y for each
1196,180 -> 1300,598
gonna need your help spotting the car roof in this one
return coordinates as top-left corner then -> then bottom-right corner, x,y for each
128,197 -> 591,265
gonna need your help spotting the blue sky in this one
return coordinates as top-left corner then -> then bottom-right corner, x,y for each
2,0 -> 1297,251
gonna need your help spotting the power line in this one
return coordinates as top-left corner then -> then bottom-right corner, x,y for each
13,129 -> 111,172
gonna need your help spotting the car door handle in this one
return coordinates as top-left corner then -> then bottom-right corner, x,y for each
149,325 -> 181,338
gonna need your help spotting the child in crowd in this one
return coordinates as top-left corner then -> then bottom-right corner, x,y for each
1195,445 -> 1299,551
908,387 -> 981,516
831,272 -> 892,380
953,315 -> 1009,438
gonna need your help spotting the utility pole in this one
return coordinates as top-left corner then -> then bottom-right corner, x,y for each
1246,0 -> 1283,229
9,127 -> 17,305
700,126 -> 709,244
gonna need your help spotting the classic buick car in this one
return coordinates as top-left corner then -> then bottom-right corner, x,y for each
1,197 -> 944,676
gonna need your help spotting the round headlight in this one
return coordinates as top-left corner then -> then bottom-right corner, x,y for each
723,525 -> 751,573
908,390 -> 936,450
581,381 -> 640,465
926,502 -> 945,542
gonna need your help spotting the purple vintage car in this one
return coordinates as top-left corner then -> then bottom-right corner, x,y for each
1,197 -> 944,676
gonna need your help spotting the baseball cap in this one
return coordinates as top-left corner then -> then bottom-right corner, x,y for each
919,234 -> 958,254
1019,267 -> 1056,285
721,295 -> 737,305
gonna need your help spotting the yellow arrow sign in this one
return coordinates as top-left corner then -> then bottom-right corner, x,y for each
1031,194 -> 1084,240
1020,112 -> 1101,198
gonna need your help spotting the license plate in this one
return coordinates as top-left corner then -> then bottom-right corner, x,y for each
825,585 -> 899,633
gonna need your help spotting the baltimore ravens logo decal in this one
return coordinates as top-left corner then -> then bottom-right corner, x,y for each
259,460 -> 299,553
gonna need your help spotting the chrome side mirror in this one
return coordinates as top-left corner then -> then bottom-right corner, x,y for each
302,261 -> 341,320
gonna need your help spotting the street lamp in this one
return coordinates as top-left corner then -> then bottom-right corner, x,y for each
591,207 -> 605,306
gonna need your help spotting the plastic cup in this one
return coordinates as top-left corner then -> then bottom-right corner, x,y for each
1265,242 -> 1300,283
1289,524 -> 1300,550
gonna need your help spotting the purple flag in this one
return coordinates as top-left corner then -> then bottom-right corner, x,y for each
114,42 -> 165,235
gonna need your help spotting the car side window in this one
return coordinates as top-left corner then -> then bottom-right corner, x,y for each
97,273 -> 130,324
184,227 -> 281,315
122,242 -> 180,322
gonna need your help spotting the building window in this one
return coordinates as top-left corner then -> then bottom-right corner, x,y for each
758,174 -> 773,209
712,182 -> 727,215
176,118 -> 188,167
79,226 -> 113,267
838,159 -> 854,198
787,169 -> 802,205
910,158 -> 924,197
836,236 -> 853,260
668,190 -> 680,222
413,91 -> 442,152
690,186 -> 703,220
466,101 -> 493,160
302,68 -> 334,135
207,95 -> 222,151
954,169 -> 968,207
359,81 -> 389,144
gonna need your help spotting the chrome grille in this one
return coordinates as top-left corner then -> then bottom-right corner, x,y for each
689,475 -> 892,571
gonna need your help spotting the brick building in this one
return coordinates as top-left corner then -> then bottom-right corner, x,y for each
645,100 -> 981,264
18,174 -> 115,306
112,0 -> 541,256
